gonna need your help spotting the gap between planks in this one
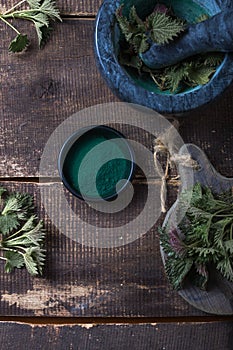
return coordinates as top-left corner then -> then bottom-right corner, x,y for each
0,178 -> 181,186
61,15 -> 96,19
0,316 -> 232,326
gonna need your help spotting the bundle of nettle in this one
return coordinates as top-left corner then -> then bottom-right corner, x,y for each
160,183 -> 233,290
0,187 -> 45,275
0,0 -> 61,52
116,3 -> 224,93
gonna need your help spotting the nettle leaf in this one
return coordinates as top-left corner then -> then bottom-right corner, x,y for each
129,6 -> 145,30
29,246 -> 46,275
33,12 -> 50,26
150,12 -> 184,44
4,251 -> 24,273
190,183 -> 203,205
40,0 -> 62,21
0,191 -> 34,234
0,193 -> 34,235
194,263 -> 209,290
203,52 -> 224,67
132,34 -> 149,54
23,246 -> 45,275
146,11 -> 156,28
27,0 -> 41,8
165,257 -> 193,290
2,217 -> 45,247
191,247 -> 217,259
39,25 -> 53,48
116,11 -> 133,42
0,186 -> 46,275
195,13 -> 209,23
24,220 -> 45,245
213,218 -> 232,249
187,206 -> 212,222
19,215 -> 37,233
159,226 -> 175,256
0,214 -> 19,235
224,240 -> 233,254
35,22 -> 45,45
23,249 -> 39,275
9,34 -> 29,53
139,37 -> 149,53
188,66 -> 215,86
217,258 -> 233,282
2,192 -> 33,218
165,64 -> 189,92
2,196 -> 21,215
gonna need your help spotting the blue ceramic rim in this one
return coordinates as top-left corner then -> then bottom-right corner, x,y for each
94,0 -> 233,114
58,125 -> 136,201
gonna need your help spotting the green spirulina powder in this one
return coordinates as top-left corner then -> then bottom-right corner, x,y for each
62,128 -> 133,199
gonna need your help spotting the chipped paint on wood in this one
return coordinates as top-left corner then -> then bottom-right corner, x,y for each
79,324 -> 95,329
1,279 -> 107,316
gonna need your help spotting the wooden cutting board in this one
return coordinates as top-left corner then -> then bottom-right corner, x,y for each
161,143 -> 233,315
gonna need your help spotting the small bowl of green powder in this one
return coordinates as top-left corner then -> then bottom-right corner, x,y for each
58,125 -> 135,201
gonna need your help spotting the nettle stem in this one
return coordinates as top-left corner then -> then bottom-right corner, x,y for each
1,247 -> 25,255
5,226 -> 26,240
0,15 -> 20,34
3,9 -> 36,16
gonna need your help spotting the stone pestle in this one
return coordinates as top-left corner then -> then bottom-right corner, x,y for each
140,8 -> 233,69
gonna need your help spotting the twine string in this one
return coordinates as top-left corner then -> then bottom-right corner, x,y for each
153,120 -> 199,213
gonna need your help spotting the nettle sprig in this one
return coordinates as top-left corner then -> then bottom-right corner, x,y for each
116,4 -> 184,54
116,4 -> 224,93
160,183 -> 233,290
0,0 -> 61,52
0,187 -> 46,275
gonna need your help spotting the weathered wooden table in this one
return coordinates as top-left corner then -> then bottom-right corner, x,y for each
0,1 -> 233,349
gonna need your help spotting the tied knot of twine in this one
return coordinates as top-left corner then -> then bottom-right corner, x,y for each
153,139 -> 199,213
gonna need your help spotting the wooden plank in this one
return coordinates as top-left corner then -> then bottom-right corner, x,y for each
0,19 -> 117,178
0,322 -> 232,350
56,0 -> 102,16
0,181 -> 211,317
0,16 -> 232,319
0,16 -> 178,180
0,19 -> 232,178
179,83 -> 233,178
0,0 -> 102,16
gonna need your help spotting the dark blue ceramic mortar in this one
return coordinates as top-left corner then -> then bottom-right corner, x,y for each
94,0 -> 233,114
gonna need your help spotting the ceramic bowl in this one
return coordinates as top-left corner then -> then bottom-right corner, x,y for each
58,125 -> 135,201
94,0 -> 233,113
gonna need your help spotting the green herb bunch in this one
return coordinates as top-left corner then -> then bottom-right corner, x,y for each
0,0 -> 61,52
0,187 -> 46,275
116,4 -> 184,54
160,183 -> 233,290
116,4 -> 224,93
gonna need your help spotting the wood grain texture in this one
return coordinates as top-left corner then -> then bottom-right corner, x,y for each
0,321 -> 232,350
0,2 -> 233,324
0,19 -> 118,177
0,181 -> 210,317
0,19 -> 232,179
0,0 -> 102,16
179,83 -> 233,179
